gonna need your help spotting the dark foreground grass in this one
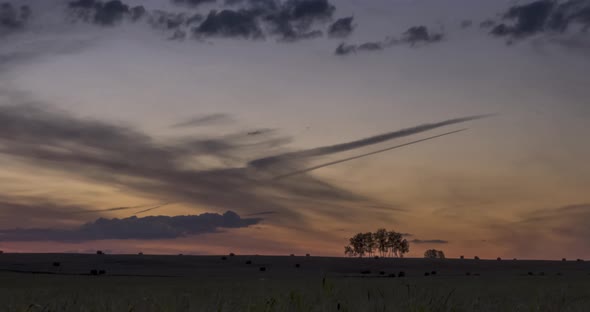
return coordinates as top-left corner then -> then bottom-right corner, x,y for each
2,273 -> 590,312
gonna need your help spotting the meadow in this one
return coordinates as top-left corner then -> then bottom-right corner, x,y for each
1,254 -> 589,311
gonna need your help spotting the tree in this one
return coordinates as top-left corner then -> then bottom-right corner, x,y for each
373,228 -> 388,257
344,229 -> 410,258
344,246 -> 355,257
349,233 -> 366,257
424,249 -> 445,259
362,232 -> 376,257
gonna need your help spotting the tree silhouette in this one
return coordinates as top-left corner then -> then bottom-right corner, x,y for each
344,229 -> 409,258
424,249 -> 445,259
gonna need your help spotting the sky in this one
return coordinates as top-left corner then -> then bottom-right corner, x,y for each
0,0 -> 589,259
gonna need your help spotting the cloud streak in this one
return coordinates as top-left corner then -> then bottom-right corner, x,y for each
0,211 -> 261,241
272,129 -> 468,180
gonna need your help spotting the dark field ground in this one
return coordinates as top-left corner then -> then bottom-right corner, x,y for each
1,253 -> 590,311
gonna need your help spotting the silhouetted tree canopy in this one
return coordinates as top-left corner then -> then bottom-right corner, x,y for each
424,249 -> 445,259
344,228 -> 409,258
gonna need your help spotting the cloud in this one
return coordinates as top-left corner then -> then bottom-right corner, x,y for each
0,2 -> 32,34
68,0 -> 146,26
402,26 -> 443,45
170,113 -> 234,128
411,239 -> 449,244
489,0 -> 590,41
172,0 -> 217,7
328,16 -> 354,38
0,211 -> 261,241
334,25 -> 443,55
194,9 -> 263,39
460,20 -> 473,29
250,115 -> 488,168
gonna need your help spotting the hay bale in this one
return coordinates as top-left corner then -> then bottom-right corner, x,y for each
460,255 -> 464,259
221,256 -> 227,260
360,270 -> 371,275
465,272 -> 471,276
52,262 -> 61,267
98,270 -> 106,275
259,267 -> 266,272
90,269 -> 98,275
295,263 -> 300,268
306,253 -> 311,257
379,271 -> 385,275
398,271 -> 405,277
528,272 -> 534,276
474,256 -> 480,260
245,260 -> 252,264
387,273 -> 396,278
96,250 -> 104,255
229,253 -> 235,257
424,272 -> 430,276
497,257 -> 502,261
431,271 -> 437,275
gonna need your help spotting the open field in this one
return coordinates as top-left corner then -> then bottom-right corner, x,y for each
1,254 -> 590,311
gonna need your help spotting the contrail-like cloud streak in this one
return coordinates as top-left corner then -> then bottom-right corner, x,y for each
250,115 -> 491,168
273,129 -> 467,180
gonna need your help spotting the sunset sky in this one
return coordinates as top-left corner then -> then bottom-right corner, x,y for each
0,0 -> 589,259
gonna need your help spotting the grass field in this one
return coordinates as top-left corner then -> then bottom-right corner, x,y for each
1,254 -> 589,311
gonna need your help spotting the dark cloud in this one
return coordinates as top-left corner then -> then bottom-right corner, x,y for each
489,0 -> 590,40
479,19 -> 495,29
262,0 -> 335,41
335,25 -> 443,55
402,26 -> 443,45
0,2 -> 32,34
411,239 -> 449,244
68,0 -> 146,26
170,113 -> 233,128
195,9 -> 263,39
0,211 -> 261,241
460,20 -> 473,29
328,16 -> 354,38
172,0 -> 217,7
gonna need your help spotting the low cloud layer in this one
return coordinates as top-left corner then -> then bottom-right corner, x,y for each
411,239 -> 449,244
0,211 -> 261,241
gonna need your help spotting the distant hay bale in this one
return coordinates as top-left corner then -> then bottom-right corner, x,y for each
290,254 -> 295,257
557,272 -> 563,276
474,256 -> 480,260
577,259 -> 584,262
513,258 -> 517,261
424,272 -> 430,276
562,258 -> 567,261
539,272 -> 545,276
52,262 -> 61,267
295,263 -> 300,268
96,250 -> 104,255
245,260 -> 252,265
528,272 -> 534,276
379,271 -> 385,275
431,271 -> 437,275
473,273 -> 480,276
460,255 -> 464,259
497,257 -> 502,261
465,272 -> 471,276
306,254 -> 311,257
221,256 -> 227,260
374,256 -> 379,259
398,271 -> 405,277
360,270 -> 371,275
98,270 -> 106,275
229,253 -> 235,257
178,254 -> 183,256
0,250 -> 3,254
138,252 -> 143,255
259,267 -> 266,272
90,269 -> 98,275
387,273 -> 396,278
